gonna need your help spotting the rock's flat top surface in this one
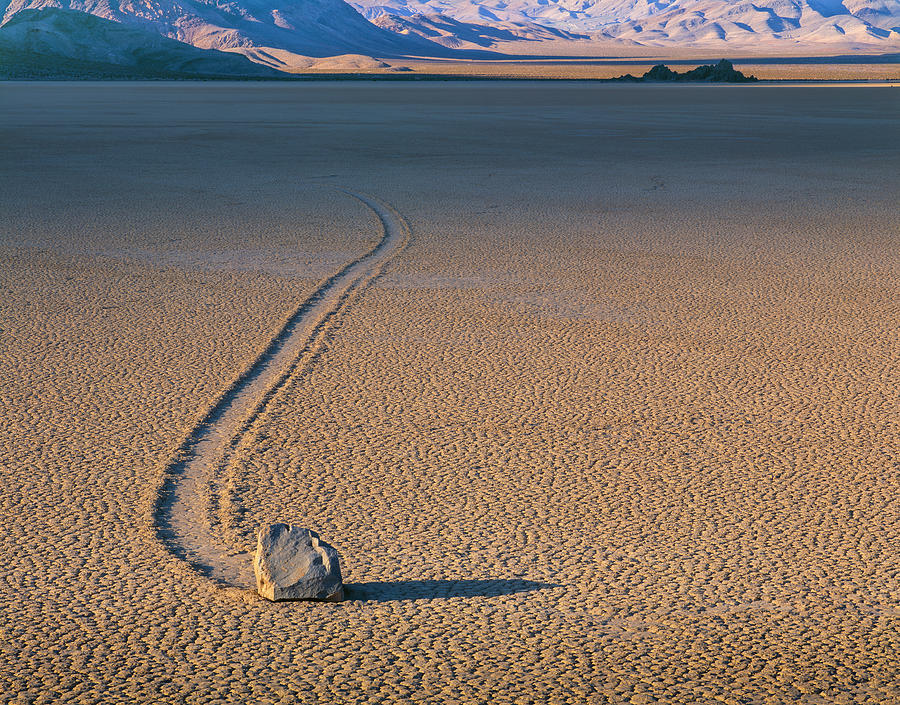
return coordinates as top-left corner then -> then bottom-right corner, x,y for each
254,524 -> 344,602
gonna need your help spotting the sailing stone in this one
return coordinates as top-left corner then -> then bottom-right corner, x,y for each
254,524 -> 344,602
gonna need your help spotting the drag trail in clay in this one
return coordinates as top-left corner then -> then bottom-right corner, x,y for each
153,191 -> 410,590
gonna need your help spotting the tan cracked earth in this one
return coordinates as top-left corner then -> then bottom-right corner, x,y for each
153,189 -> 409,592
0,82 -> 898,705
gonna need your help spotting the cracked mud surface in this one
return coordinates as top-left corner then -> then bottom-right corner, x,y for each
153,191 -> 409,591
1,83 -> 898,704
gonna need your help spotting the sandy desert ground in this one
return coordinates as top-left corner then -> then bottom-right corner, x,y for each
304,42 -> 900,80
1,81 -> 898,704
376,60 -> 900,81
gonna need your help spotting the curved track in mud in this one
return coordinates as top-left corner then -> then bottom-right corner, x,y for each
153,191 -> 411,590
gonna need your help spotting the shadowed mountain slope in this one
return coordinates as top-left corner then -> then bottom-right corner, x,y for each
0,0 -> 467,67
0,7 -> 282,76
371,11 -> 589,48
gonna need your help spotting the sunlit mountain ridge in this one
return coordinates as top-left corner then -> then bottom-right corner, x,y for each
354,0 -> 900,47
1,0 -> 897,77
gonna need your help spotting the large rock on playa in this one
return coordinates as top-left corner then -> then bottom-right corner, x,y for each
254,524 -> 344,602
614,59 -> 758,83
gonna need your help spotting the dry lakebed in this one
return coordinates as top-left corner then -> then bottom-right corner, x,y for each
0,81 -> 898,704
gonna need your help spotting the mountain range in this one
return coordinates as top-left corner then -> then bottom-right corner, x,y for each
0,7 -> 284,76
354,0 -> 900,47
1,0 -> 897,77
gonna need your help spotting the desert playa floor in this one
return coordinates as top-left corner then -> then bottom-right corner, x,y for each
1,82 -> 899,704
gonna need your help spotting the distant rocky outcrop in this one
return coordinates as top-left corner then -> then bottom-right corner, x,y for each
254,524 -> 344,602
615,60 -> 758,82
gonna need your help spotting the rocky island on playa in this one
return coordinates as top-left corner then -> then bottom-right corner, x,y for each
613,59 -> 759,82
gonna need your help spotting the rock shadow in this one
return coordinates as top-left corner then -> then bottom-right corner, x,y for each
346,579 -> 558,602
